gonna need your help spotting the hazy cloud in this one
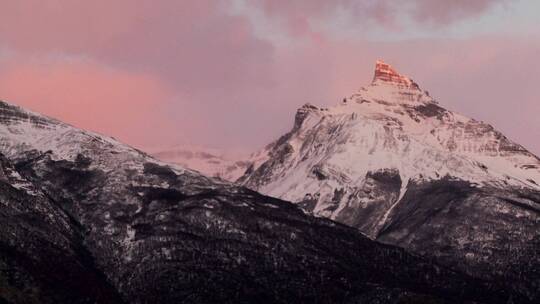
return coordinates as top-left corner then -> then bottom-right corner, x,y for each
0,0 -> 537,155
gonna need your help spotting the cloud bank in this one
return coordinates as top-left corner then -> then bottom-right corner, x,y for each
0,0 -> 537,154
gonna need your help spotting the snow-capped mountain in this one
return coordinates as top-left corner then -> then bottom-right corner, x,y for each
240,60 -> 540,299
242,60 -> 539,201
2,99 -> 518,303
150,145 -> 252,181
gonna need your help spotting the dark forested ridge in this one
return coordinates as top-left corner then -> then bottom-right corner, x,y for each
0,100 -> 533,303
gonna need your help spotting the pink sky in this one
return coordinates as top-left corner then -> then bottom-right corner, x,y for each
0,0 -> 538,154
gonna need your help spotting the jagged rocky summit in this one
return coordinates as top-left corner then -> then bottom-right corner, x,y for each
240,60 -> 540,301
1,100 -> 524,303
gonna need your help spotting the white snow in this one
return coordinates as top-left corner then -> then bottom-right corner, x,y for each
149,144 -> 254,182
241,63 -> 540,229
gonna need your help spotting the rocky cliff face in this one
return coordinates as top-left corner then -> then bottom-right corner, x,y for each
240,61 -> 540,301
0,100 -> 521,303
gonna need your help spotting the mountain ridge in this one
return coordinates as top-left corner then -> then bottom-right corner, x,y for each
239,60 -> 540,300
1,99 -> 522,303
149,144 -> 254,181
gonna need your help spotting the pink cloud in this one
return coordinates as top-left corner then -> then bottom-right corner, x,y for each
410,0 -> 509,25
0,0 -> 275,148
250,0 -> 508,35
0,58 -> 180,147
0,0 -> 537,157
0,1 -> 211,54
0,0 -> 274,93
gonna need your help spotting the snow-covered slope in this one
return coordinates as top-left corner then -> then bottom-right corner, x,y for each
240,60 -> 540,299
150,145 -> 252,181
242,60 -> 539,202
3,99 -> 514,303
241,60 -> 539,219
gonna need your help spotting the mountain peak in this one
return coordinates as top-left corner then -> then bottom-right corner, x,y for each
373,60 -> 420,90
